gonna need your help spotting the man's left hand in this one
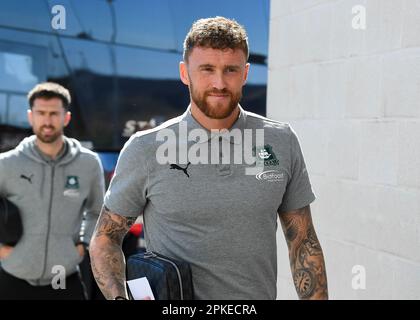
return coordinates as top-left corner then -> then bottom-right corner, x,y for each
76,243 -> 85,257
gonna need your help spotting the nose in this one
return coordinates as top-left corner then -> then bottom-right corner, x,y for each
211,71 -> 227,91
43,115 -> 53,126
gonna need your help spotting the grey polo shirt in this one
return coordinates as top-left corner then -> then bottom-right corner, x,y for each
104,106 -> 316,300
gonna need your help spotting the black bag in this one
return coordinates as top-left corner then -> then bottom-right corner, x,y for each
0,197 -> 22,246
126,251 -> 194,300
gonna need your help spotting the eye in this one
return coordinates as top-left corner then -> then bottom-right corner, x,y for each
226,67 -> 238,73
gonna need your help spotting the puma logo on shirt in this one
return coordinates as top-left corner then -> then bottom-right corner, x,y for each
20,174 -> 33,184
170,162 -> 191,178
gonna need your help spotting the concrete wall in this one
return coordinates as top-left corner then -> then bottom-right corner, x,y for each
268,0 -> 420,299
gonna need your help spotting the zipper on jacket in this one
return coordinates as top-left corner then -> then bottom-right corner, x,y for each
144,251 -> 184,300
40,164 -> 55,280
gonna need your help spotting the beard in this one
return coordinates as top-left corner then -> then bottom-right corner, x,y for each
34,125 -> 63,143
189,82 -> 242,119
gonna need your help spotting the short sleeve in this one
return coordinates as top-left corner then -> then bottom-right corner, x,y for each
278,127 -> 316,214
104,136 -> 148,217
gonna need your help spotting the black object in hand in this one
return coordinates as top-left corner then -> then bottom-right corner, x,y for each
0,197 -> 23,246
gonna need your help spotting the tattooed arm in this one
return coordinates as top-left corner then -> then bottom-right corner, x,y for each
279,205 -> 328,300
89,206 -> 137,300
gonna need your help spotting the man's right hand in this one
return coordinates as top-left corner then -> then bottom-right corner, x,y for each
0,245 -> 14,260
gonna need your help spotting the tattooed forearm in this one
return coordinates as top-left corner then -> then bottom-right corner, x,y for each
89,206 -> 137,300
94,207 -> 136,243
280,205 -> 328,300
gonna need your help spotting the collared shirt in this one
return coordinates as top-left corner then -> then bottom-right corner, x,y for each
104,106 -> 315,299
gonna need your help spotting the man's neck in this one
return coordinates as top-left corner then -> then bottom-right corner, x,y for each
35,136 -> 65,160
190,103 -> 240,131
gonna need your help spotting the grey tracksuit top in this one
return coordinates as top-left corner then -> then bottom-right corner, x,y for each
0,135 -> 104,285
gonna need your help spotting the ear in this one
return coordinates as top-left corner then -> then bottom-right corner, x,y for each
64,111 -> 71,127
243,63 -> 250,85
179,61 -> 190,86
27,109 -> 33,126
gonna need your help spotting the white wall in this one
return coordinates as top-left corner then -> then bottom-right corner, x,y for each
268,0 -> 420,299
